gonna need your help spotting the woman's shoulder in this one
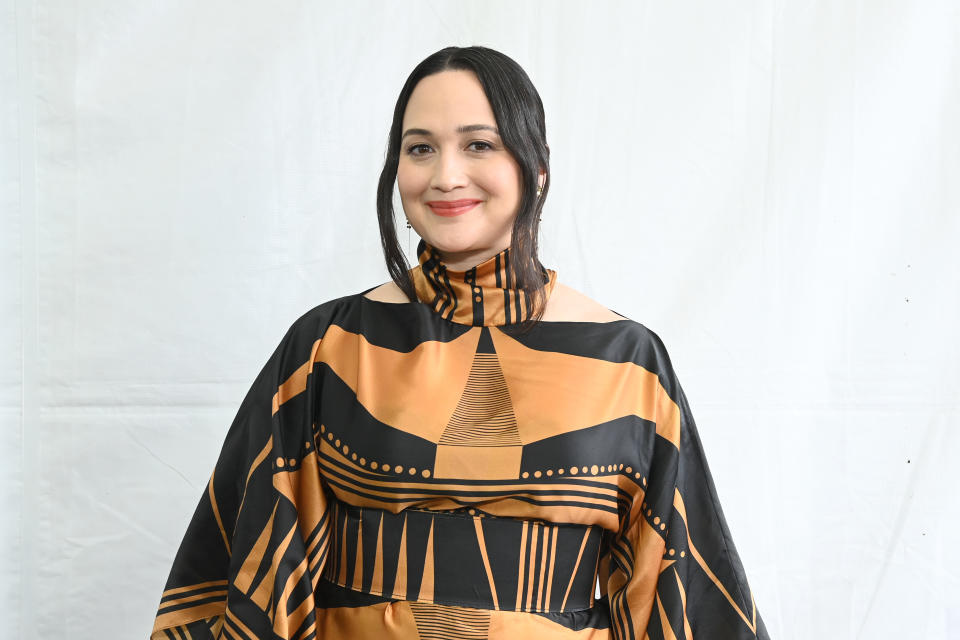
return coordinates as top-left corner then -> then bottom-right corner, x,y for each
540,283 -> 628,323
362,280 -> 411,303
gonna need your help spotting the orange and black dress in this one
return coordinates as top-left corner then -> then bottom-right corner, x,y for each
151,239 -> 770,640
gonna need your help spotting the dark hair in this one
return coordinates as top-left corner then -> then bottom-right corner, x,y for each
376,46 -> 551,327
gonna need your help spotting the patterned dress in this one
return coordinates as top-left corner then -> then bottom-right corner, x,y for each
152,239 -> 770,639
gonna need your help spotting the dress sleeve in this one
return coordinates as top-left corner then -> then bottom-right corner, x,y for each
604,345 -> 770,639
150,317 -> 333,639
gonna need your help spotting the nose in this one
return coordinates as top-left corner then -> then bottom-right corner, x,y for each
430,150 -> 469,193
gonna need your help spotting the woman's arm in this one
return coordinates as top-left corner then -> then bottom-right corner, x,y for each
605,337 -> 769,639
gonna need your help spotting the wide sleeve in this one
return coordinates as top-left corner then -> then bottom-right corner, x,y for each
150,314 -> 334,639
604,339 -> 770,639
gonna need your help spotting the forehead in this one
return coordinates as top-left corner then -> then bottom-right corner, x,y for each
402,70 -> 497,130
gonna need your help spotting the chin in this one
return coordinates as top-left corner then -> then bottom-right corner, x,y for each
412,216 -> 515,260
418,227 -> 482,254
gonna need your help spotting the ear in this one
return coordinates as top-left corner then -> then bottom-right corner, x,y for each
537,169 -> 546,190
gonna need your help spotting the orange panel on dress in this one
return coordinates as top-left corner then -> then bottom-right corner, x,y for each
434,444 -> 523,480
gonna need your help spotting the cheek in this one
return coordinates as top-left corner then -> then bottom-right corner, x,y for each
396,160 -> 428,202
483,159 -> 523,203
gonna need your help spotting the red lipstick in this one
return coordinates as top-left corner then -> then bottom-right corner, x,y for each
426,199 -> 482,217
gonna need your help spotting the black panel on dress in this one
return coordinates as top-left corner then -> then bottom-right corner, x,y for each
482,515 -> 523,608
315,363 -> 437,472
342,294 -> 473,351
536,594 -> 613,630
433,512 -> 494,606
314,578 -> 393,608
520,415 -> 657,478
400,510 -> 435,601
497,320 -> 684,404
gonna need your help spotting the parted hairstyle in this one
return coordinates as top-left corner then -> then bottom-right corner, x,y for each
376,45 -> 551,326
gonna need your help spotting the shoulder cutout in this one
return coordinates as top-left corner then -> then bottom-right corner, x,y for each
362,281 -> 411,304
540,283 -> 627,323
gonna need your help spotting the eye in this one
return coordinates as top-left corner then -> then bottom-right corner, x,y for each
405,143 -> 433,156
467,140 -> 495,152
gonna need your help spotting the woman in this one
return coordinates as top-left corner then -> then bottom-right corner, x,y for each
152,46 -> 770,639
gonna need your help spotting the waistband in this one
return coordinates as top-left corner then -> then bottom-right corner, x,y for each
322,500 -> 603,613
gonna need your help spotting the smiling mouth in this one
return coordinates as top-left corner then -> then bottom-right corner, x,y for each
426,199 -> 482,217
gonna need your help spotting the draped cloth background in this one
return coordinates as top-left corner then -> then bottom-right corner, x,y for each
3,1 -> 958,638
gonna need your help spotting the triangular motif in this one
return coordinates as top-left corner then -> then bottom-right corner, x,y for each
438,327 -> 521,446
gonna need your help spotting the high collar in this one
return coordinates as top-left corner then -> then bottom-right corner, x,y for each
409,239 -> 558,326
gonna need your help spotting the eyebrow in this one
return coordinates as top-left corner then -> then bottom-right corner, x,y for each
401,124 -> 500,140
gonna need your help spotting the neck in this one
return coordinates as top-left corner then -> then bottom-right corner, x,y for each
432,244 -> 510,272
409,238 -> 557,326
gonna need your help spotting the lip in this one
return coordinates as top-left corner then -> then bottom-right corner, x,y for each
426,199 -> 482,217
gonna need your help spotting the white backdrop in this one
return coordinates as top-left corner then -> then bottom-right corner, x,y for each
4,1 -> 959,638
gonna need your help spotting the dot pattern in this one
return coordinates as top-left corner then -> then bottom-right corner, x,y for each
309,424 -> 431,480
309,427 -> 677,546
510,461 -> 679,551
516,462 -> 650,483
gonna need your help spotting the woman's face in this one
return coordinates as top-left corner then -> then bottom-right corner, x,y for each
397,70 -> 523,269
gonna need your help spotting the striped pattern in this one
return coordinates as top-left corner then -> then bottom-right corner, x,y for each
312,432 -> 624,527
153,583 -> 228,636
409,602 -> 491,640
320,499 -> 602,612
411,239 -> 557,327
439,353 -> 521,446
154,616 -> 223,640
